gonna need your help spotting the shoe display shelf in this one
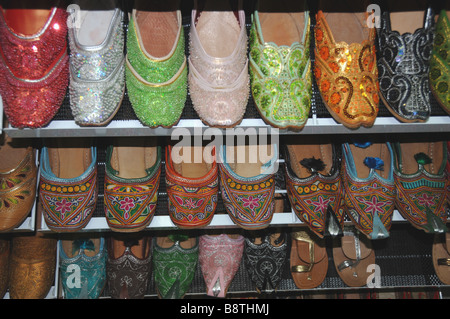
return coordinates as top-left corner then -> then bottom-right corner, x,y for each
1,4 -> 450,299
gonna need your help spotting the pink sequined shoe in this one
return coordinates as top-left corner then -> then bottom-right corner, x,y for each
188,0 -> 249,128
0,3 -> 69,128
199,234 -> 244,298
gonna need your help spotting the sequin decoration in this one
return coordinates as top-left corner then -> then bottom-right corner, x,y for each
0,6 -> 69,128
126,10 -> 187,128
429,10 -> 450,114
314,11 -> 379,129
249,11 -> 312,129
68,9 -> 125,126
377,9 -> 435,122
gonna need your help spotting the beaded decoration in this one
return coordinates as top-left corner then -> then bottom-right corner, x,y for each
125,10 -> 187,128
40,166 -> 97,232
377,9 -> 435,122
249,11 -> 312,129
0,6 -> 69,128
430,10 -> 450,114
314,11 -> 379,129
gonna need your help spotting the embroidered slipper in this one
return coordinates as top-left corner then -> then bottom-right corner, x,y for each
393,141 -> 448,233
314,7 -> 379,129
377,8 -> 435,122
0,136 -> 37,232
199,233 -> 244,298
432,232 -> 450,285
332,227 -> 375,287
104,138 -> 161,232
106,233 -> 152,299
39,140 -> 98,232
243,231 -> 288,294
249,0 -> 311,129
219,144 -> 278,230
152,234 -> 198,299
429,10 -> 450,115
59,236 -> 107,299
290,228 -> 328,289
341,142 -> 395,239
9,233 -> 57,299
284,143 -> 344,238
165,145 -> 219,228
0,238 -> 9,298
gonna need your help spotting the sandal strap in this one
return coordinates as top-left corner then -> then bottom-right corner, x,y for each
338,230 -> 361,272
437,258 -> 450,266
291,231 -> 314,273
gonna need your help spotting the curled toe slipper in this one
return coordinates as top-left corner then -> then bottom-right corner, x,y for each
332,228 -> 375,287
290,229 -> 328,289
432,232 -> 450,285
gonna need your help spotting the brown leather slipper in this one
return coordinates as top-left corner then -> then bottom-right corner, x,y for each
432,232 -> 450,285
332,228 -> 375,287
290,228 -> 328,289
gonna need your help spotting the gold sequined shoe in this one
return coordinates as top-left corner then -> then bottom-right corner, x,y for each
0,136 -> 37,232
9,234 -> 57,299
314,7 -> 379,129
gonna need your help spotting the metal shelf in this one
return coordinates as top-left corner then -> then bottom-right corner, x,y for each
4,116 -> 450,138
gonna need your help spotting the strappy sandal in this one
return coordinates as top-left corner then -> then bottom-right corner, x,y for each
243,231 -> 288,294
332,227 -> 375,287
290,229 -> 328,289
432,232 -> 450,285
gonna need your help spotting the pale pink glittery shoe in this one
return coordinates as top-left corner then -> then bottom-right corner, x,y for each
188,0 -> 249,128
199,233 -> 244,298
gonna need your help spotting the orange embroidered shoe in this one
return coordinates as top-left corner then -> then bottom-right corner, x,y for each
0,136 -> 37,232
165,145 -> 219,229
314,9 -> 379,129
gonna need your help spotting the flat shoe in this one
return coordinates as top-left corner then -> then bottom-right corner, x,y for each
393,141 -> 449,233
0,136 -> 37,232
377,8 -> 435,122
219,144 -> 278,230
290,228 -> 328,289
432,232 -> 450,285
332,227 -> 375,287
284,143 -> 344,238
39,141 -> 98,232
199,233 -> 244,298
152,234 -> 198,299
429,10 -> 450,114
249,0 -> 311,129
165,145 -> 219,228
104,138 -> 161,232
0,3 -> 69,128
68,1 -> 125,126
59,236 -> 107,299
9,234 -> 57,299
106,233 -> 152,299
314,9 -> 379,129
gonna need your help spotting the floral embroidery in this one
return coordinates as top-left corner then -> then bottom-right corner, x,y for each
241,195 -> 260,210
357,195 -> 389,215
304,195 -> 333,214
417,193 -> 435,207
119,197 -> 135,213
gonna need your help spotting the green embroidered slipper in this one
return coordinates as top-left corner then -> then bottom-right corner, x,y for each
430,10 -> 450,114
126,8 -> 187,128
249,2 -> 312,129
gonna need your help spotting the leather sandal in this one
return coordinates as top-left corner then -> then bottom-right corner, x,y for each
290,228 -> 328,289
332,227 -> 375,287
432,232 -> 450,285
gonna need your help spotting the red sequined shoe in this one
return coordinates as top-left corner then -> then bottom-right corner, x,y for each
0,2 -> 68,128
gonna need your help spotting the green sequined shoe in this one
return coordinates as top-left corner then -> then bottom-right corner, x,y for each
249,2 -> 312,129
126,8 -> 187,128
152,235 -> 198,299
430,10 -> 450,114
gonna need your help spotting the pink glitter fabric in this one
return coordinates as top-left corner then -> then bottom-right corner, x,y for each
0,6 -> 68,128
199,234 -> 244,298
